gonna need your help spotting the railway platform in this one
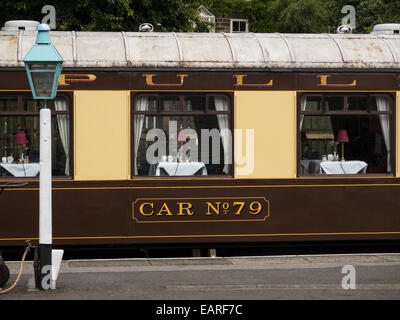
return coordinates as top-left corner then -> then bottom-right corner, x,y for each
1,253 -> 400,300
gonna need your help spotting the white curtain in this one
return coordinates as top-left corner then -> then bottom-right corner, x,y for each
54,97 -> 70,175
185,99 -> 192,111
214,97 -> 231,174
134,97 -> 148,175
376,96 -> 391,172
299,97 -> 307,130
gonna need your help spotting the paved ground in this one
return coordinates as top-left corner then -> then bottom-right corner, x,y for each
1,253 -> 400,300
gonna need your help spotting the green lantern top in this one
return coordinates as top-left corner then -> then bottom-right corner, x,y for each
23,24 -> 63,100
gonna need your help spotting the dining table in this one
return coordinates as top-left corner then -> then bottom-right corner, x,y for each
0,163 -> 40,177
319,160 -> 368,174
155,162 -> 207,176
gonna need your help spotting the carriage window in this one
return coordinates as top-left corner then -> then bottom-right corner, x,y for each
299,93 -> 393,175
302,96 -> 322,111
348,96 -> 369,111
133,94 -> 232,177
184,96 -> 206,111
0,95 -> 71,178
326,96 -> 344,111
0,96 -> 18,112
160,96 -> 180,111
135,96 -> 156,111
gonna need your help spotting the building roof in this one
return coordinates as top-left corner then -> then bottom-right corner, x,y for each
0,30 -> 399,70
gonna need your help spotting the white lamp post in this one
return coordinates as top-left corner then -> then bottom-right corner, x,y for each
23,23 -> 63,290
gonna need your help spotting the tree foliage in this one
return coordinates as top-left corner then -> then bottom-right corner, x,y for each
0,0 -> 208,32
0,0 -> 399,33
204,0 -> 399,33
268,0 -> 329,33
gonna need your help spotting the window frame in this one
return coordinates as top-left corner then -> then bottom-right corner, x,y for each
297,92 -> 396,177
0,91 -> 73,180
131,92 -> 234,179
230,19 -> 248,33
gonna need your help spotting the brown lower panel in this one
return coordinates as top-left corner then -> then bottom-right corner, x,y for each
1,178 -> 400,246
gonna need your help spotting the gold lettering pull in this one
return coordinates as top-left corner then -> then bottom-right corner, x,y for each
59,74 -> 96,86
233,75 -> 273,87
317,75 -> 356,87
143,74 -> 188,87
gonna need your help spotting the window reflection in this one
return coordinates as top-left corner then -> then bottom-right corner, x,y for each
134,94 -> 231,177
0,95 -> 70,177
300,94 -> 392,175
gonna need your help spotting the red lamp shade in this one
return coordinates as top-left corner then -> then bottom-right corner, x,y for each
15,130 -> 28,145
336,129 -> 349,143
177,129 -> 187,143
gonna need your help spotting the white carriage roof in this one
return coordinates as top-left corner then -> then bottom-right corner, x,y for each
0,31 -> 400,70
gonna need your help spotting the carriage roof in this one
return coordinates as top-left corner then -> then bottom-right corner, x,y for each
0,30 -> 399,70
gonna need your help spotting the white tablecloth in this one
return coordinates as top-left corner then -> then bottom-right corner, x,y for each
0,163 -> 40,177
320,161 -> 368,174
156,162 -> 207,176
300,159 -> 322,174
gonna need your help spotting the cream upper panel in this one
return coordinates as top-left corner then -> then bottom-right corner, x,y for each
234,91 -> 296,179
74,91 -> 130,181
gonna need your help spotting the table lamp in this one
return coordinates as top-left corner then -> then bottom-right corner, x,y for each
177,129 -> 186,143
177,128 -> 186,163
15,130 -> 28,163
336,129 -> 349,162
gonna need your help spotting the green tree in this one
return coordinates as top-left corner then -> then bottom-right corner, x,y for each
240,0 -> 274,33
324,0 -> 358,33
357,0 -> 400,33
357,0 -> 389,33
268,0 -> 330,33
203,0 -> 399,34
1,0 -> 398,34
202,0 -> 274,32
385,0 -> 400,22
0,0 -> 208,32
203,0 -> 332,33
325,0 -> 400,33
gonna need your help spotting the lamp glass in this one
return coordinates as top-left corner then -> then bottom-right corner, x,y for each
24,62 -> 62,100
29,64 -> 57,70
30,71 -> 55,98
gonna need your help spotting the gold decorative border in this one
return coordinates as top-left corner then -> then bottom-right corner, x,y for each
132,197 -> 270,223
2,231 -> 400,241
2,182 -> 400,191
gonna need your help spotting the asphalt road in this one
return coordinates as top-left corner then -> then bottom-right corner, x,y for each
1,253 -> 400,301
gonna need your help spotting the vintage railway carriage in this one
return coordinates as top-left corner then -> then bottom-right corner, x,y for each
1,27 -> 400,248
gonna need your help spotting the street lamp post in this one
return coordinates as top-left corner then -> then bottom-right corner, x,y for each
23,24 -> 63,290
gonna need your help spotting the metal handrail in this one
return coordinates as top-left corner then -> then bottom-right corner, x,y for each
0,182 -> 28,196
